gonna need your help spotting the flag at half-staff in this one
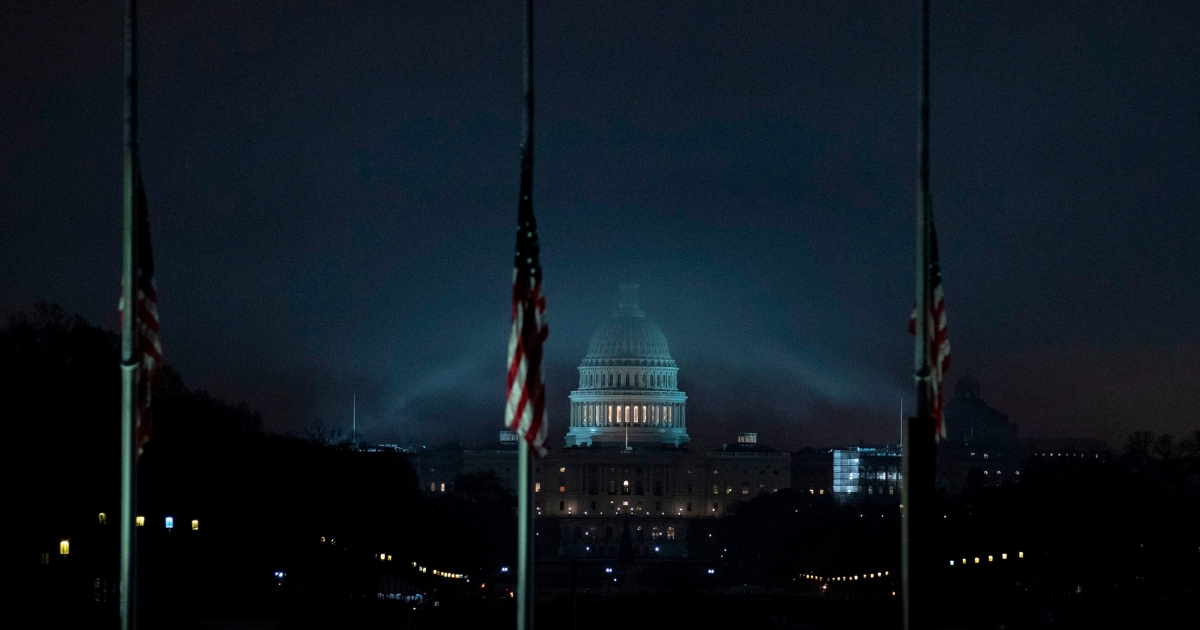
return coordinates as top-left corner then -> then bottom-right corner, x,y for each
119,169 -> 161,459
909,205 -> 949,439
504,121 -> 549,458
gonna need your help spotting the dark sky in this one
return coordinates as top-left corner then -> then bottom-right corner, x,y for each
3,1 -> 1198,451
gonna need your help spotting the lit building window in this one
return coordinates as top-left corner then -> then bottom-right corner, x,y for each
559,467 -> 566,473
191,519 -> 199,531
667,526 -> 676,540
59,540 -> 69,556
535,482 -> 541,492
98,512 -> 107,525
136,516 -> 145,527
440,483 -> 446,492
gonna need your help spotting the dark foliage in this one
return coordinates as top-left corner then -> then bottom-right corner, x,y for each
3,305 -> 512,627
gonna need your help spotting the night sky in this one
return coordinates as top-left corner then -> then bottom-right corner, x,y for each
3,1 -> 1197,451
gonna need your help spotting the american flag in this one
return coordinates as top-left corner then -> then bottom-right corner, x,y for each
504,142 -> 549,457
119,168 -> 161,459
910,214 -> 950,439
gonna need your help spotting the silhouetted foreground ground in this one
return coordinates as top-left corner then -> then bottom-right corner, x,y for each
7,306 -> 1199,629
17,590 -> 1200,629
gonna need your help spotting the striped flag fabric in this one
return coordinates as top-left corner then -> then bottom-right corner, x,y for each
119,167 -> 161,459
909,215 -> 950,439
504,145 -> 549,457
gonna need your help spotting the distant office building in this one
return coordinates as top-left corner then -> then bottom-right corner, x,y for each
831,445 -> 902,503
943,374 -> 1017,448
938,375 -> 1022,493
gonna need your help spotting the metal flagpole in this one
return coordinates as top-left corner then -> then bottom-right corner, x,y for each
516,1 -> 535,628
119,1 -> 140,628
902,0 -> 937,628
517,441 -> 533,630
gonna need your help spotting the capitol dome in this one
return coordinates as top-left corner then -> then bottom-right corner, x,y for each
565,284 -> 689,448
582,284 -> 675,366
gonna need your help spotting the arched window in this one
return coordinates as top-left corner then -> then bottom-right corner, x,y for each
634,406 -> 639,424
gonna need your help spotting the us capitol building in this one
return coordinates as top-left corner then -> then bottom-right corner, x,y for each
416,284 -> 791,561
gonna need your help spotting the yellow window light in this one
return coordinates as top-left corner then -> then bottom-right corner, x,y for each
1001,553 -> 1007,560
98,512 -> 107,525
136,516 -> 145,527
59,540 -> 70,556
191,519 -> 199,531
974,557 -> 980,564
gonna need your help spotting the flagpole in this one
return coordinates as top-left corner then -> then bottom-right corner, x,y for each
901,0 -> 937,628
517,441 -> 533,630
119,1 -> 140,628
516,0 -> 535,628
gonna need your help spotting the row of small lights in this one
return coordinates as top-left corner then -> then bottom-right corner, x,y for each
97,512 -> 199,530
318,538 -> 469,581
801,571 -> 889,582
799,552 -> 1026,581
950,551 -> 1023,565
58,514 -> 200,556
409,561 -> 467,580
